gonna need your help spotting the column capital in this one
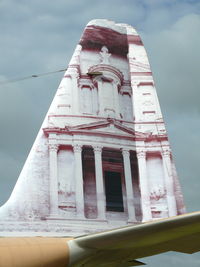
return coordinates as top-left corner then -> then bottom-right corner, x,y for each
131,81 -> 139,89
136,149 -> 146,159
162,148 -> 171,157
121,148 -> 130,157
93,145 -> 103,154
69,70 -> 79,79
49,144 -> 59,152
112,79 -> 120,86
73,144 -> 82,153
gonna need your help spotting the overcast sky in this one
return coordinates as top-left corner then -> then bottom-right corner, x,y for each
0,0 -> 200,265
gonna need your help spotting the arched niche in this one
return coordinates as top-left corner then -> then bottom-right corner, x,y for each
88,64 -> 124,118
120,92 -> 133,121
88,64 -> 123,85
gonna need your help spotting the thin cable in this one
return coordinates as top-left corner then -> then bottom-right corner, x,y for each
0,68 -> 68,85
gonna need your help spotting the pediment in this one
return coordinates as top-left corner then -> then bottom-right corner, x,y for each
67,119 -> 147,138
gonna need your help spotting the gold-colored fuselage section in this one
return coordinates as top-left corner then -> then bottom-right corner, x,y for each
0,237 -> 73,267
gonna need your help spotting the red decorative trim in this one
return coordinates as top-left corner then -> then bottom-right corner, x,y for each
134,121 -> 164,124
146,151 -> 162,158
80,74 -> 91,79
43,118 -> 167,142
138,82 -> 154,86
143,111 -> 155,114
146,134 -> 168,142
101,77 -> 113,82
44,127 -> 144,141
47,114 -> 164,125
81,85 -> 91,89
47,115 -> 165,129
130,72 -> 152,76
88,64 -> 123,83
64,74 -> 71,78
143,93 -> 151,95
127,35 -> 143,46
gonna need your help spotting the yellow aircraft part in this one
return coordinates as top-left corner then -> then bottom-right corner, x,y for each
0,237 -> 73,267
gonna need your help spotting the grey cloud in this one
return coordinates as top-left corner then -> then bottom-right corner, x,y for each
142,13 -> 200,113
139,1 -> 200,32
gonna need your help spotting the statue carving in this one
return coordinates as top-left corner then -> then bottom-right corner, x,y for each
99,46 -> 111,64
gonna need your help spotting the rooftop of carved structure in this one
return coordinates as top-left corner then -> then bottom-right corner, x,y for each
79,19 -> 141,60
86,19 -> 138,35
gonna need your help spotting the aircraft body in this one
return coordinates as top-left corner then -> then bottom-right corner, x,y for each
0,212 -> 200,266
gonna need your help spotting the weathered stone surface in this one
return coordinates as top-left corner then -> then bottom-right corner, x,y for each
0,19 -> 185,236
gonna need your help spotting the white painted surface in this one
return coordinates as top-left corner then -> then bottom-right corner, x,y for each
0,19 -> 185,235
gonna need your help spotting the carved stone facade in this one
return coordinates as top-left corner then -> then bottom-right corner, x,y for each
0,19 -> 185,236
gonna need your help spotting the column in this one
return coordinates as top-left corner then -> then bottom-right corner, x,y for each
122,149 -> 136,223
71,73 -> 80,114
73,144 -> 85,218
137,150 -> 152,222
69,45 -> 81,114
93,146 -> 106,220
49,144 -> 59,217
97,80 -> 104,115
131,82 -> 140,121
113,81 -> 120,119
162,149 -> 177,217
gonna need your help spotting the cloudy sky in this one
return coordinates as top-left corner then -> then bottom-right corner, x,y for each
0,0 -> 200,265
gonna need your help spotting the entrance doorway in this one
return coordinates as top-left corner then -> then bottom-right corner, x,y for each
104,171 -> 124,212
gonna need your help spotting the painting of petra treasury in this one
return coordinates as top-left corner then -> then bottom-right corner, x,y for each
0,19 -> 185,236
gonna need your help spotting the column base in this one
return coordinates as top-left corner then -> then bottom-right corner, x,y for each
47,214 -> 60,220
76,214 -> 85,220
167,196 -> 177,217
142,217 -> 152,223
127,219 -> 138,224
96,217 -> 107,222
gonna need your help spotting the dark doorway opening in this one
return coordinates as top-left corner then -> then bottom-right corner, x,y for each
104,171 -> 124,212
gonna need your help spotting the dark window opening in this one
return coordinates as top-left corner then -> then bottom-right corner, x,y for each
104,171 -> 124,212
